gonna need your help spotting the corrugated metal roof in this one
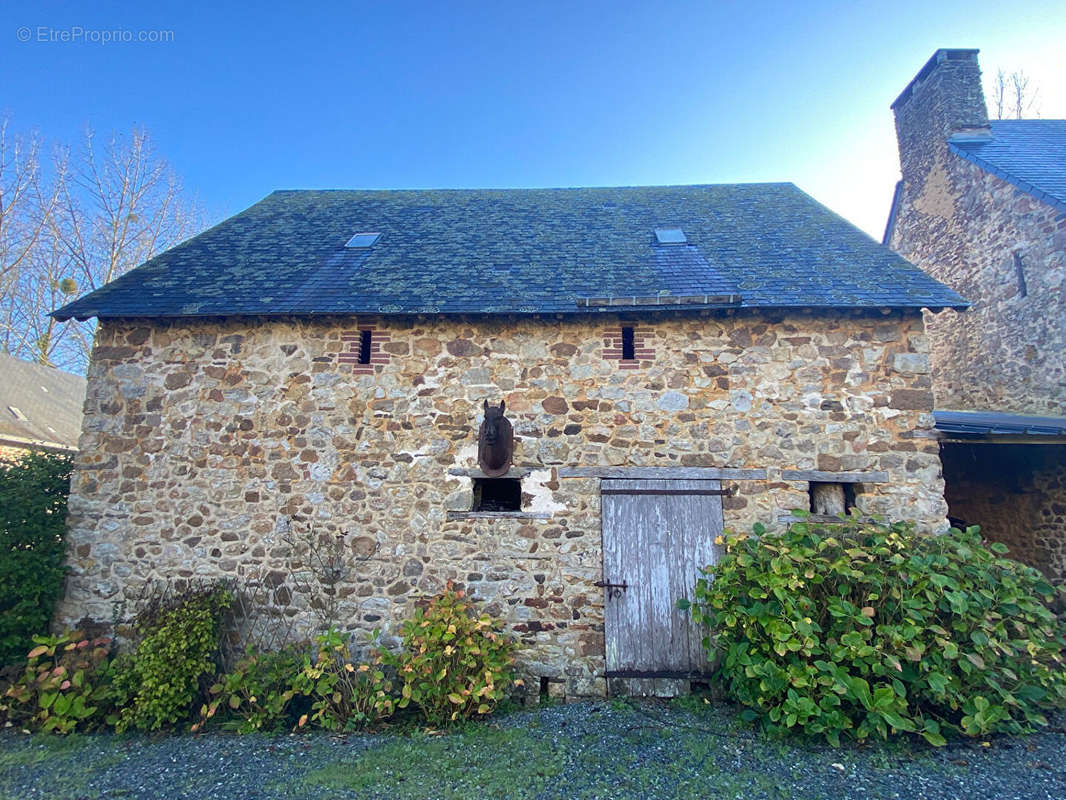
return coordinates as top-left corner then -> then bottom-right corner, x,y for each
934,409 -> 1066,437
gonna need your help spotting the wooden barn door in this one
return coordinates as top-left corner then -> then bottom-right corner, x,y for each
601,479 -> 724,696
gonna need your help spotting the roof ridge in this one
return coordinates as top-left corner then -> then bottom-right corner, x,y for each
268,182 -> 799,194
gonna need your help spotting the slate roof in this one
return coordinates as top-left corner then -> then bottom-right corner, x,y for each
935,409 -> 1066,438
950,120 -> 1066,214
53,183 -> 967,321
0,353 -> 86,452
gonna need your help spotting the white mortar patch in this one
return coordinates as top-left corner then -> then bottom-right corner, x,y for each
525,469 -> 565,514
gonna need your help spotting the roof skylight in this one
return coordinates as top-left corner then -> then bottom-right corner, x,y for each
654,228 -> 686,244
345,232 -> 382,248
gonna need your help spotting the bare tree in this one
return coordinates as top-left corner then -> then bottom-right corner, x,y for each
0,119 -> 64,361
0,123 -> 204,372
989,68 -> 1040,119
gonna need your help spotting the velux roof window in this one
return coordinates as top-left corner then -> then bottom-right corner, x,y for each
654,228 -> 686,244
345,232 -> 382,248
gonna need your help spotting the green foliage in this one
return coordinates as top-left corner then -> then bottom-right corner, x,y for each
391,586 -> 519,727
0,452 -> 73,665
290,629 -> 396,731
0,631 -> 115,733
196,630 -> 396,734
688,517 -> 1066,746
194,645 -> 308,733
114,583 -> 233,732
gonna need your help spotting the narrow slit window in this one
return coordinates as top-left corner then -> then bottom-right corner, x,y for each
472,478 -> 521,512
1013,252 -> 1028,298
358,330 -> 372,364
621,326 -> 635,360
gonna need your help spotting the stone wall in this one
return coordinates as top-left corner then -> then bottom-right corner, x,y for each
892,159 -> 1066,417
57,310 -> 947,697
940,444 -> 1066,584
890,51 -> 1066,417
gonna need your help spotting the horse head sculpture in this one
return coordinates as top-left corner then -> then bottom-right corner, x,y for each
477,399 -> 514,477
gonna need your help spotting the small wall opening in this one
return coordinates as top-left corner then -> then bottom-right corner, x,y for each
809,482 -> 856,516
358,330 -> 372,364
1013,252 -> 1028,298
472,478 -> 521,512
621,326 -> 635,360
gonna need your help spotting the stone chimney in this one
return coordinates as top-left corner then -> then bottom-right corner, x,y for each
892,49 -> 990,187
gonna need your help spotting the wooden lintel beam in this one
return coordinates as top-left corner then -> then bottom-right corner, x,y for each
558,467 -> 766,480
781,470 -> 890,483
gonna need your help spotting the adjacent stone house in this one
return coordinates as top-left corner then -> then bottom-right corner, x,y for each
885,49 -> 1066,584
54,183 -> 964,697
0,353 -> 86,460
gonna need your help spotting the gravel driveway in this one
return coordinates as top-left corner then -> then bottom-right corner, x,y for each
2,699 -> 1065,799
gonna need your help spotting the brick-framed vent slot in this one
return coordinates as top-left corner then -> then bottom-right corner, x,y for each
603,326 -> 653,369
358,330 -> 373,364
809,482 -> 856,516
338,323 -> 391,375
472,478 -> 521,512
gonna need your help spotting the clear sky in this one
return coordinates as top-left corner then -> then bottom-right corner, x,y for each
4,0 -> 1065,240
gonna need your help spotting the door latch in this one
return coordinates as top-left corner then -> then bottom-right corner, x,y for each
595,579 -> 628,599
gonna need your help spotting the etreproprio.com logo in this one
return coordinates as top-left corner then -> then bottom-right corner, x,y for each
16,26 -> 175,44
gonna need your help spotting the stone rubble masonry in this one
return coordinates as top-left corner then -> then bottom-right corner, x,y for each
57,310 -> 947,698
891,50 -> 1066,417
941,444 -> 1066,583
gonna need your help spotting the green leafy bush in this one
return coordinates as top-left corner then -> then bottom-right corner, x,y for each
291,629 -> 396,731
114,582 -> 233,732
392,586 -> 519,727
0,631 -> 116,733
196,631 -> 396,734
194,645 -> 309,733
0,452 -> 73,665
686,518 -> 1066,745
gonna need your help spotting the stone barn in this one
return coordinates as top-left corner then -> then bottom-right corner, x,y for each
53,184 -> 965,697
885,49 -> 1066,586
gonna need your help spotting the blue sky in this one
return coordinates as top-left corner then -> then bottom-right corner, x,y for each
4,0 -> 1064,239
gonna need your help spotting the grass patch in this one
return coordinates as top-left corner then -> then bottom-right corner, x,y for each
0,734 -> 123,799
303,726 -> 565,799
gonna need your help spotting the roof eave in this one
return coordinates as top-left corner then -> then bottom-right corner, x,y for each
70,300 -> 969,323
949,144 -> 1066,216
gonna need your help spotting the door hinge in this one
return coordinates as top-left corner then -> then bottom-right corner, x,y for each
595,579 -> 628,599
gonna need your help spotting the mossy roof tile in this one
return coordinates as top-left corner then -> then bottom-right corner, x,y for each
53,183 -> 967,321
